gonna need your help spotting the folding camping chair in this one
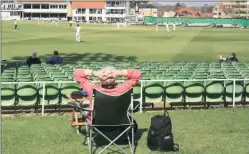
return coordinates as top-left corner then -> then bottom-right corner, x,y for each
74,88 -> 136,154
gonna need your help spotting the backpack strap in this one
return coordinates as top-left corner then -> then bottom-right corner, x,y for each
173,143 -> 179,151
163,98 -> 169,116
164,110 -> 169,116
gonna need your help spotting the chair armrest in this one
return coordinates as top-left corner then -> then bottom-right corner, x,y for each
67,102 -> 93,112
78,107 -> 93,112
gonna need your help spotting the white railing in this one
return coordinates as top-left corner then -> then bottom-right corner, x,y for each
1,78 -> 249,116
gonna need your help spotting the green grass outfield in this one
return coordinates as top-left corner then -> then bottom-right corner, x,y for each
2,109 -> 249,154
2,21 -> 249,154
2,20 -> 249,62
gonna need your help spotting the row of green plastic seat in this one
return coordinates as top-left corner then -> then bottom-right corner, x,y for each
135,80 -> 249,107
1,81 -> 249,107
1,83 -> 80,106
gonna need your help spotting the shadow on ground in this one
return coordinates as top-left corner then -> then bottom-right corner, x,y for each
80,128 -> 148,154
10,52 -> 137,63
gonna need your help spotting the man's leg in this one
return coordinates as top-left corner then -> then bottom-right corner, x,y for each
219,55 -> 227,62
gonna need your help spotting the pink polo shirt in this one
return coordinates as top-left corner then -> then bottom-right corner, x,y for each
74,69 -> 141,123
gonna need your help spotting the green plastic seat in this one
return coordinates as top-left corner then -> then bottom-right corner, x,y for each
133,83 -> 141,100
245,81 -> 249,103
16,83 -> 37,106
54,78 -> 71,81
33,74 -> 50,80
17,74 -> 32,79
35,78 -> 53,81
1,79 -> 14,82
1,84 -> 16,106
164,81 -> 184,106
38,83 -> 59,105
144,81 -> 164,104
2,69 -> 16,73
184,81 -> 204,105
205,81 -> 224,106
60,83 -> 80,104
51,74 -> 67,80
225,81 -> 244,105
2,74 -> 14,79
16,78 -> 33,82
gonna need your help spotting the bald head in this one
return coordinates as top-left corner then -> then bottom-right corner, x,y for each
98,66 -> 116,86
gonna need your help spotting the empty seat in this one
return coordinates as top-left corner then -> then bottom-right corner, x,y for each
164,81 -> 184,106
184,81 -> 205,105
205,81 -> 224,106
38,83 -> 59,105
16,83 -> 37,106
1,84 -> 16,106
144,80 -> 164,104
224,81 -> 244,105
1,78 -> 14,82
245,81 -> 249,103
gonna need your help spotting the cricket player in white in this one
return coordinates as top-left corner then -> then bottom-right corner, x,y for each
124,21 -> 127,28
69,20 -> 73,27
165,22 -> 169,32
172,23 -> 176,31
14,19 -> 17,30
76,24 -> 81,42
117,22 -> 120,29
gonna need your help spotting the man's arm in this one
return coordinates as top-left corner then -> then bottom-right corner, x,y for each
26,58 -> 30,66
74,69 -> 95,95
115,69 -> 141,93
46,57 -> 52,64
66,93 -> 89,104
37,58 -> 41,64
60,57 -> 63,64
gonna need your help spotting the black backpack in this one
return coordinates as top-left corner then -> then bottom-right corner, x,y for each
147,111 -> 179,152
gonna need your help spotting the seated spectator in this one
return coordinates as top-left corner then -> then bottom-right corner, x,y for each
46,51 -> 63,64
219,53 -> 238,63
26,52 -> 41,66
73,67 -> 141,122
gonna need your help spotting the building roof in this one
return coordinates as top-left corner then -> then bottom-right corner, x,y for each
72,1 -> 105,8
176,7 -> 200,16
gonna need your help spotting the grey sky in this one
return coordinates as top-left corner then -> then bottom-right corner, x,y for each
157,2 -> 216,6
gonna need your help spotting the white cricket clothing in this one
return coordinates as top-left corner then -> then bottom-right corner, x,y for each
76,27 -> 81,42
76,27 -> 80,34
117,23 -> 120,29
165,23 -> 169,32
70,20 -> 73,24
173,24 -> 176,31
76,33 -> 80,42
14,20 -> 17,25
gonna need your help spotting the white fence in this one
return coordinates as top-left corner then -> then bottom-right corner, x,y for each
1,78 -> 249,116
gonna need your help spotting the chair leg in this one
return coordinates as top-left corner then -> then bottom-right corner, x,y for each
127,133 -> 132,154
88,127 -> 92,154
74,110 -> 80,135
131,126 -> 134,154
83,125 -> 88,145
